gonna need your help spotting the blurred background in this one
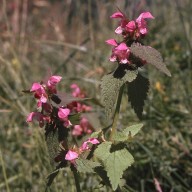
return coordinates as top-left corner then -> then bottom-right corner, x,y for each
0,0 -> 192,191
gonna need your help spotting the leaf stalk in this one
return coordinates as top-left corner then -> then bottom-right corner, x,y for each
110,84 -> 125,141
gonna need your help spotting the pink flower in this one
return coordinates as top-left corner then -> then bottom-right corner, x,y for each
70,84 -> 85,98
26,112 -> 47,127
110,11 -> 154,39
47,75 -> 62,94
30,75 -> 62,107
30,83 -> 47,102
58,108 -> 72,127
110,12 -> 128,35
30,82 -> 48,107
80,138 -> 100,151
72,125 -> 83,136
72,117 -> 93,136
47,76 -> 62,86
136,12 -> 154,35
58,108 -> 70,119
65,150 -> 79,161
68,84 -> 92,112
81,104 -> 92,112
126,21 -> 136,33
106,40 -> 130,64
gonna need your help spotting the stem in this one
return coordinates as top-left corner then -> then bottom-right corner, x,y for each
110,84 -> 125,140
71,165 -> 81,192
0,149 -> 10,192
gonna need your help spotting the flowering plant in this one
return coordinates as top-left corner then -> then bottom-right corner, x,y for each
25,10 -> 170,192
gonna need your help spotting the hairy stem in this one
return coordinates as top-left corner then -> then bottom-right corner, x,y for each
71,165 -> 81,192
110,84 -> 125,141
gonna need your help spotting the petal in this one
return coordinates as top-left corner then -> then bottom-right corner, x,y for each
136,12 -> 154,23
109,55 -> 117,62
126,21 -> 136,32
47,75 -> 62,86
110,11 -> 124,19
140,27 -> 147,35
81,141 -> 89,151
65,150 -> 79,161
40,95 -> 47,103
50,75 -> 62,83
58,108 -> 70,119
72,125 -> 83,136
30,83 -> 42,92
26,112 -> 35,122
115,43 -> 128,51
26,112 -> 44,123
120,59 -> 129,64
115,26 -> 123,34
70,83 -> 79,89
105,39 -> 118,46
64,119 -> 72,127
70,84 -> 81,97
87,138 -> 100,145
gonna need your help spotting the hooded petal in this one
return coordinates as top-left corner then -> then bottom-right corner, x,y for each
110,12 -> 124,19
126,21 -> 136,32
136,12 -> 154,22
47,75 -> 62,87
26,112 -> 35,122
115,43 -> 128,51
87,138 -> 100,145
58,108 -> 70,119
65,150 -> 79,161
30,83 -> 42,92
80,138 -> 100,151
105,39 -> 118,46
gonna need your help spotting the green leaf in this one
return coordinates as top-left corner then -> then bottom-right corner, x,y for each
122,69 -> 138,83
94,142 -> 134,190
130,43 -> 171,77
113,65 -> 138,83
90,130 -> 102,138
46,169 -> 59,187
68,113 -> 81,125
113,132 -> 128,142
46,131 -> 59,163
101,68 -> 138,118
94,166 -> 111,187
123,123 -> 143,138
101,73 -> 124,119
94,142 -> 112,162
46,167 -> 65,188
76,158 -> 101,173
127,73 -> 149,119
105,148 -> 134,190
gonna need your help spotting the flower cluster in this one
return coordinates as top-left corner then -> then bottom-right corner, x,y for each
67,84 -> 94,136
106,11 -> 154,65
26,75 -> 72,128
67,84 -> 92,112
65,138 -> 100,164
30,75 -> 62,107
26,76 -> 99,167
